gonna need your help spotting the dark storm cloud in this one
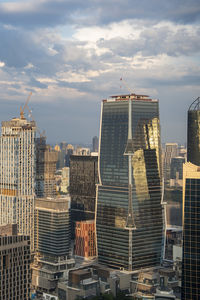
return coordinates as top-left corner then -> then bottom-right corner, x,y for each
0,0 -> 199,29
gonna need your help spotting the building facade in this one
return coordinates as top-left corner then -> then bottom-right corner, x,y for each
0,117 -> 36,249
70,154 -> 98,238
187,97 -> 200,165
96,94 -> 163,271
75,220 -> 96,258
0,224 -> 31,300
32,197 -> 73,294
182,162 -> 200,299
35,137 -> 58,198
181,97 -> 200,299
164,143 -> 178,186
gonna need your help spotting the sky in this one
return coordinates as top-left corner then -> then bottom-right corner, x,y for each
0,0 -> 199,144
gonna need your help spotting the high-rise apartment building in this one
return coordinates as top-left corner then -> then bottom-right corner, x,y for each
0,116 -> 36,249
182,97 -> 200,299
0,224 -> 31,300
96,94 -> 163,271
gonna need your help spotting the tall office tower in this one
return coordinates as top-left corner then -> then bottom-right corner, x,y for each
182,163 -> 200,299
92,136 -> 98,152
32,197 -> 73,294
164,143 -> 178,185
35,137 -> 58,198
70,154 -> 98,238
187,97 -> 200,165
0,223 -> 31,300
182,97 -> 200,299
0,116 -> 36,249
96,93 -> 163,271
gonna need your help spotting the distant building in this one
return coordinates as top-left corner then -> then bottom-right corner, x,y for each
0,224 -> 31,300
164,143 -> 178,185
92,136 -> 98,152
170,156 -> 185,187
96,94 -> 163,270
60,167 -> 70,194
65,144 -> 74,167
0,116 -> 36,249
35,138 -> 58,198
75,220 -> 96,258
75,147 -> 91,156
32,197 -> 74,294
70,154 -> 98,238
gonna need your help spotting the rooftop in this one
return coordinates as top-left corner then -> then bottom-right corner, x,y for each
103,93 -> 157,102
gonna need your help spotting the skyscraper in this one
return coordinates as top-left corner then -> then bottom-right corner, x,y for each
0,116 -> 36,249
187,97 -> 200,165
182,163 -> 200,300
182,97 -> 200,299
96,93 -> 163,271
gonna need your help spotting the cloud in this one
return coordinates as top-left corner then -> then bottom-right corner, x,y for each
0,0 -> 199,143
0,0 -> 199,30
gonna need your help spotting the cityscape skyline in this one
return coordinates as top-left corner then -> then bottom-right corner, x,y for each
0,0 -> 199,144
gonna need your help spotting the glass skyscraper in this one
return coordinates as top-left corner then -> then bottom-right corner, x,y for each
182,97 -> 200,299
96,94 -> 164,271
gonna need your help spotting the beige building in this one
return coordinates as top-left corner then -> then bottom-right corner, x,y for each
0,116 -> 36,249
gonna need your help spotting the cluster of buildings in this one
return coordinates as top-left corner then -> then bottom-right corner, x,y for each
0,93 -> 199,299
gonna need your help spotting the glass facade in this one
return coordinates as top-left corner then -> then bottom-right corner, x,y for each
96,95 -> 163,270
187,110 -> 200,165
182,169 -> 200,299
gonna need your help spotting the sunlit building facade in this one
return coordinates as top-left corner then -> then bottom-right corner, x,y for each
0,117 -> 36,249
96,94 -> 163,270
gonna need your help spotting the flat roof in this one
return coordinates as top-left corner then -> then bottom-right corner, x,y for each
103,93 -> 157,102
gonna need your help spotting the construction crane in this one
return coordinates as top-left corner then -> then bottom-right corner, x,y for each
20,92 -> 32,119
20,92 -> 46,141
25,101 -> 46,141
120,78 -> 134,95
